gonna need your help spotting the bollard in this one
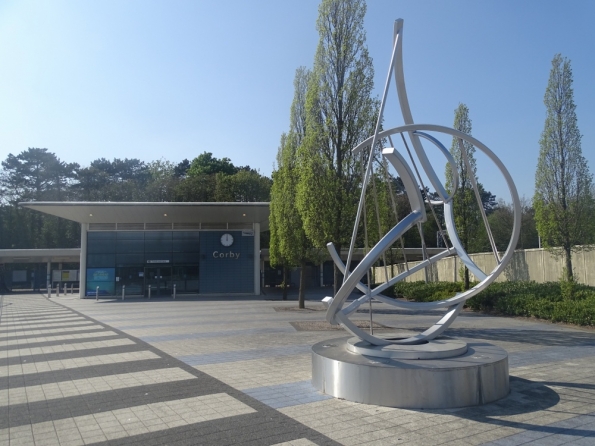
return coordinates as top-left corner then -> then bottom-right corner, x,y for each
148,285 -> 151,299
71,283 -> 73,294
48,283 -> 52,298
173,284 -> 176,300
96,286 -> 99,301
56,285 -> 60,297
122,285 -> 125,300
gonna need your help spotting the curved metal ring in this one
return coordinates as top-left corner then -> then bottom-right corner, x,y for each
326,124 -> 521,346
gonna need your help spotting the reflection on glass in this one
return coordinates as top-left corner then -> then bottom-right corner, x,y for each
172,266 -> 199,294
86,268 -> 115,296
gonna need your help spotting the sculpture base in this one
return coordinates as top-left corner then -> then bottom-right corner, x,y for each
346,334 -> 468,359
312,337 -> 509,409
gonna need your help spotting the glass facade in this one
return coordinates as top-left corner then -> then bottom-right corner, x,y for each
86,231 -> 201,296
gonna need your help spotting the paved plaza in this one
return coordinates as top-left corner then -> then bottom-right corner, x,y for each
1,291 -> 595,445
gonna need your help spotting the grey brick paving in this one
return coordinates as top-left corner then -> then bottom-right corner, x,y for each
178,344 -> 313,366
244,381 -> 333,409
139,326 -> 295,343
0,293 -> 340,445
3,290 -> 595,445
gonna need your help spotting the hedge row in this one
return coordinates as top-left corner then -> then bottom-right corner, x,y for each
393,280 -> 595,326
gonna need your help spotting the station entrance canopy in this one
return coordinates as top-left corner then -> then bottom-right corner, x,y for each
20,202 -> 270,230
18,202 -> 270,298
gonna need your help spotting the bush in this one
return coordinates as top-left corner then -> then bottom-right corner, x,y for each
393,281 -> 464,302
394,280 -> 595,326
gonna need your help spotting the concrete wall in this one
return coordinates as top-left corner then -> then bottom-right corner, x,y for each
373,247 -> 595,285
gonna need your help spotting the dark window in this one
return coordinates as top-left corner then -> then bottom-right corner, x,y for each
144,232 -> 172,252
88,232 -> 116,254
116,253 -> 145,266
87,254 -> 116,268
173,253 -> 199,264
117,231 -> 145,240
173,231 -> 200,240
115,266 -> 144,295
172,239 -> 200,253
88,232 -> 116,241
172,265 -> 199,293
117,239 -> 144,253
145,232 -> 172,241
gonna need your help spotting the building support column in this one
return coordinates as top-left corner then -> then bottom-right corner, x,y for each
79,223 -> 88,299
46,260 -> 52,288
320,262 -> 324,287
254,223 -> 260,296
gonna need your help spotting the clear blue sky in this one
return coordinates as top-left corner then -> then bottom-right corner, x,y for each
0,0 -> 593,202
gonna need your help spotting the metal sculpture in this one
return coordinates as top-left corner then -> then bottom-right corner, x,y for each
323,19 -> 521,348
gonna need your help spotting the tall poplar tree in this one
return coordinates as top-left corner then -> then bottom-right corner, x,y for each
446,103 -> 481,289
296,0 -> 377,292
270,67 -> 314,308
533,54 -> 594,283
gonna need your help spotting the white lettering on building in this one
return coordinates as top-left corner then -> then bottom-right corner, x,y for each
212,251 -> 241,260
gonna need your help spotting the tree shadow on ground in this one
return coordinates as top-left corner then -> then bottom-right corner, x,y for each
436,327 -> 595,347
425,377 -> 595,440
356,307 -> 497,318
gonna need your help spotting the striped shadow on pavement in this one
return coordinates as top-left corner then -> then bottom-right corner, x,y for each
2,337 -> 135,358
0,393 -> 257,444
0,294 -> 340,446
1,324 -> 106,340
0,320 -> 97,332
0,329 -> 120,348
0,367 -> 196,406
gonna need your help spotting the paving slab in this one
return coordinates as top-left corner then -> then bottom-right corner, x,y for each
2,290 -> 595,444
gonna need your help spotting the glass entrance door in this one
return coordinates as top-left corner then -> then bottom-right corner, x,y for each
144,266 -> 172,297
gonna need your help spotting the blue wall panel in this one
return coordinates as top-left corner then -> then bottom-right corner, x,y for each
199,231 -> 254,293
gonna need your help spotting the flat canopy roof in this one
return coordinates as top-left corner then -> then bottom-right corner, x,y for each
20,202 -> 270,230
0,248 -> 81,264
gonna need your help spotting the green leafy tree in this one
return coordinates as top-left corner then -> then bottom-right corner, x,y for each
296,0 -> 377,292
271,67 -> 316,307
445,104 -> 481,289
144,159 -> 179,202
187,152 -> 238,177
476,198 -> 539,252
180,152 -> 270,202
533,54 -> 594,283
174,174 -> 217,202
269,134 -> 291,301
215,170 -> 271,202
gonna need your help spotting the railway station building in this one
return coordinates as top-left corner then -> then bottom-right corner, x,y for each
14,202 -> 268,298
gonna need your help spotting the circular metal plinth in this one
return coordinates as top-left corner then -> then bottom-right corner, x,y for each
312,337 -> 509,409
346,335 -> 468,360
